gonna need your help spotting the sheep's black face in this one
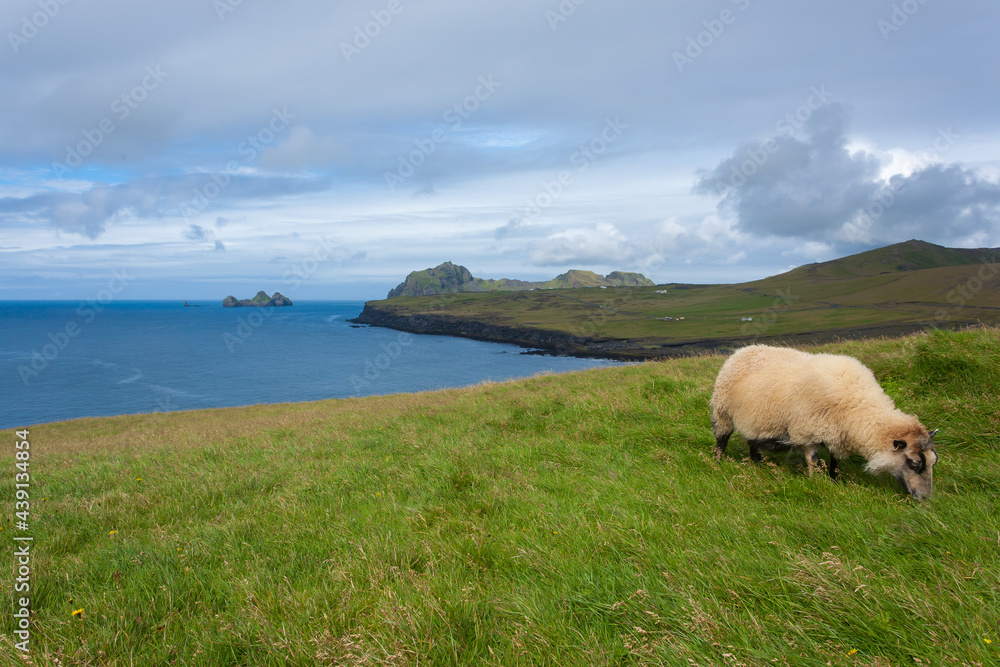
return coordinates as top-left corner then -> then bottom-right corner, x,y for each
891,429 -> 938,500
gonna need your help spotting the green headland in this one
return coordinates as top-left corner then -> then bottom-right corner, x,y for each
355,240 -> 1000,359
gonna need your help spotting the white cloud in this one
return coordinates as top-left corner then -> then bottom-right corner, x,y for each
530,222 -> 636,267
785,241 -> 834,261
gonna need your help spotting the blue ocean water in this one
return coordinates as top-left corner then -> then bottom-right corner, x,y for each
0,301 -> 620,429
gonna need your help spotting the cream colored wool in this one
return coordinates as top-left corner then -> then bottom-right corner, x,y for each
710,344 -> 937,497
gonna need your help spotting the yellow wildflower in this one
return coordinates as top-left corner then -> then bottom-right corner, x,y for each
846,649 -> 858,656
72,609 -> 84,617
985,638 -> 993,645
109,530 -> 118,536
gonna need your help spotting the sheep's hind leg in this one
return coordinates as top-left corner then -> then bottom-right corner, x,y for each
747,439 -> 763,463
828,453 -> 839,481
714,431 -> 731,461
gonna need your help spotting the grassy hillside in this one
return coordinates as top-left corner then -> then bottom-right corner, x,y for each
3,327 -> 999,665
360,242 -> 1000,357
783,239 -> 1000,280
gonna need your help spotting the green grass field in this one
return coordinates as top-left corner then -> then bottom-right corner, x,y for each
3,327 -> 999,665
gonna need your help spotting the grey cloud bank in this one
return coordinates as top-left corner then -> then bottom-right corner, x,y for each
696,105 -> 1000,248
1,0 -> 999,299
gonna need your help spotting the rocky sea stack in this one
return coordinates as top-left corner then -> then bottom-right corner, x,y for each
223,291 -> 293,307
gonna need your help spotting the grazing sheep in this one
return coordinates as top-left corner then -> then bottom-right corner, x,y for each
710,345 -> 938,499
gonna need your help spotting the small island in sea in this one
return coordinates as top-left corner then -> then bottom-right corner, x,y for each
223,291 -> 293,307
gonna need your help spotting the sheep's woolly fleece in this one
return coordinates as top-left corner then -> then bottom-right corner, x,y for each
710,345 -> 927,470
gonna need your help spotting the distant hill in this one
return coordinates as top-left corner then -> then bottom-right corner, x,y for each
386,262 -> 653,298
779,239 -> 1000,281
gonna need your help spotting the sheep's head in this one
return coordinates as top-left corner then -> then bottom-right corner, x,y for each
865,425 -> 938,499
888,427 -> 938,500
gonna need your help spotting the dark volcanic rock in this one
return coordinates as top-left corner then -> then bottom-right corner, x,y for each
266,292 -> 292,307
223,292 -> 293,307
351,303 -> 623,359
387,262 -> 479,298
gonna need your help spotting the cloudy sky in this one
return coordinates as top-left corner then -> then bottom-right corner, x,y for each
2,0 -> 999,300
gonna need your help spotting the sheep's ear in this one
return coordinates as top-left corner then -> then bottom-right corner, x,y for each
893,439 -> 907,451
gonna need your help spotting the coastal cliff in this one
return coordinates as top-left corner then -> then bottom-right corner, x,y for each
351,301 -> 939,361
351,302 -> 719,360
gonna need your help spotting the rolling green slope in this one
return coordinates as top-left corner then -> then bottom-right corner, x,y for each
4,328 -> 998,664
780,239 -> 1000,280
